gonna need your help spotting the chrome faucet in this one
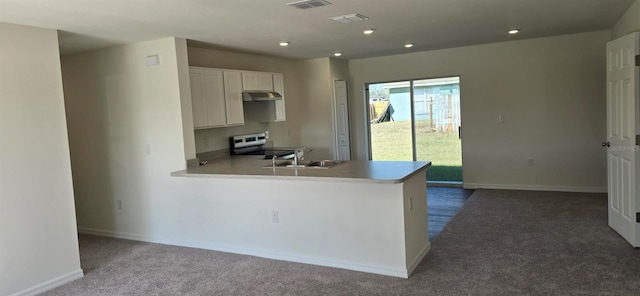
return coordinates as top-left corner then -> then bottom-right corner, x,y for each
272,155 -> 278,167
293,149 -> 314,166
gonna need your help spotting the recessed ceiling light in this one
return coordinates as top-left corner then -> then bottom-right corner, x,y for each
404,43 -> 414,48
334,52 -> 342,57
508,29 -> 519,35
279,42 -> 290,47
363,29 -> 375,35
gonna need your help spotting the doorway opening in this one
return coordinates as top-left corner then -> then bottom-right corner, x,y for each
367,76 -> 462,183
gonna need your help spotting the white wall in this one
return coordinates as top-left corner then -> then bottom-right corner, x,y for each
0,23 -> 82,295
612,0 -> 640,39
349,31 -> 610,192
175,40 -> 197,160
62,37 -> 189,237
296,58 -> 350,160
187,47 -> 303,153
297,58 -> 334,159
330,58 -> 350,82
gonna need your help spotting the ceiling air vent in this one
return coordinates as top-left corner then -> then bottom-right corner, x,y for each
330,13 -> 369,24
287,0 -> 332,9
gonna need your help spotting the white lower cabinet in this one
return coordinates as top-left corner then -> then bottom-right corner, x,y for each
190,67 -> 244,129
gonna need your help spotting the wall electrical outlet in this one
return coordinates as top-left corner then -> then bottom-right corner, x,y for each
204,138 -> 211,148
527,157 -> 534,166
117,199 -> 123,210
498,115 -> 505,123
271,210 -> 279,223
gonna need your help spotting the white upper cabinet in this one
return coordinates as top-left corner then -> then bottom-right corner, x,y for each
191,68 -> 286,127
242,71 -> 274,91
204,70 -> 227,127
190,67 -> 226,128
240,72 -> 288,123
189,69 -> 208,128
257,74 -> 274,91
189,67 -> 244,129
223,70 -> 244,126
272,73 -> 286,122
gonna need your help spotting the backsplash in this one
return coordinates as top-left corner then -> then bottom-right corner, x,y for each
194,120 -> 300,154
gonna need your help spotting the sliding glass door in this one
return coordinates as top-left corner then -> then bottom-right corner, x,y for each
369,81 -> 413,161
367,77 -> 462,182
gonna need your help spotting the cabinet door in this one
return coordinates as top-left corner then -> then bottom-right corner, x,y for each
272,73 -> 286,122
242,71 -> 274,91
257,73 -> 274,91
242,72 -> 258,90
224,70 -> 245,126
189,68 -> 208,128
203,69 -> 226,127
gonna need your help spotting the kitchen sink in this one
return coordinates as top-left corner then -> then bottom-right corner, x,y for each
264,160 -> 346,169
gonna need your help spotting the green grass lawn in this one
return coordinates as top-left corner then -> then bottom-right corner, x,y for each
370,120 -> 462,181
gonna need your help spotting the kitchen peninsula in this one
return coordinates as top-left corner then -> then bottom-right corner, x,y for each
171,157 -> 431,278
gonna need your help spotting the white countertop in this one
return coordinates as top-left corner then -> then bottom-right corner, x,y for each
171,156 -> 431,184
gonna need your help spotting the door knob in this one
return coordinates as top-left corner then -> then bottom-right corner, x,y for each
601,141 -> 610,147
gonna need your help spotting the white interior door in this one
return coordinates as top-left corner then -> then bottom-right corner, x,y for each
334,80 -> 351,160
606,32 -> 639,247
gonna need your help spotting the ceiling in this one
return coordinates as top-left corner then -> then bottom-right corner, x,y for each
0,0 -> 635,59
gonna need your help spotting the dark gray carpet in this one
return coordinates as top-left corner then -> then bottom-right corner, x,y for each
45,189 -> 640,295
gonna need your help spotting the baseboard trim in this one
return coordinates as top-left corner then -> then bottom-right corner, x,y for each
78,227 -> 413,278
463,183 -> 607,193
426,181 -> 462,188
78,227 -> 150,242
10,269 -> 83,296
406,243 -> 431,277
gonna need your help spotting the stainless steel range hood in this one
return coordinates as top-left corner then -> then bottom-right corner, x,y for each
242,91 -> 282,102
